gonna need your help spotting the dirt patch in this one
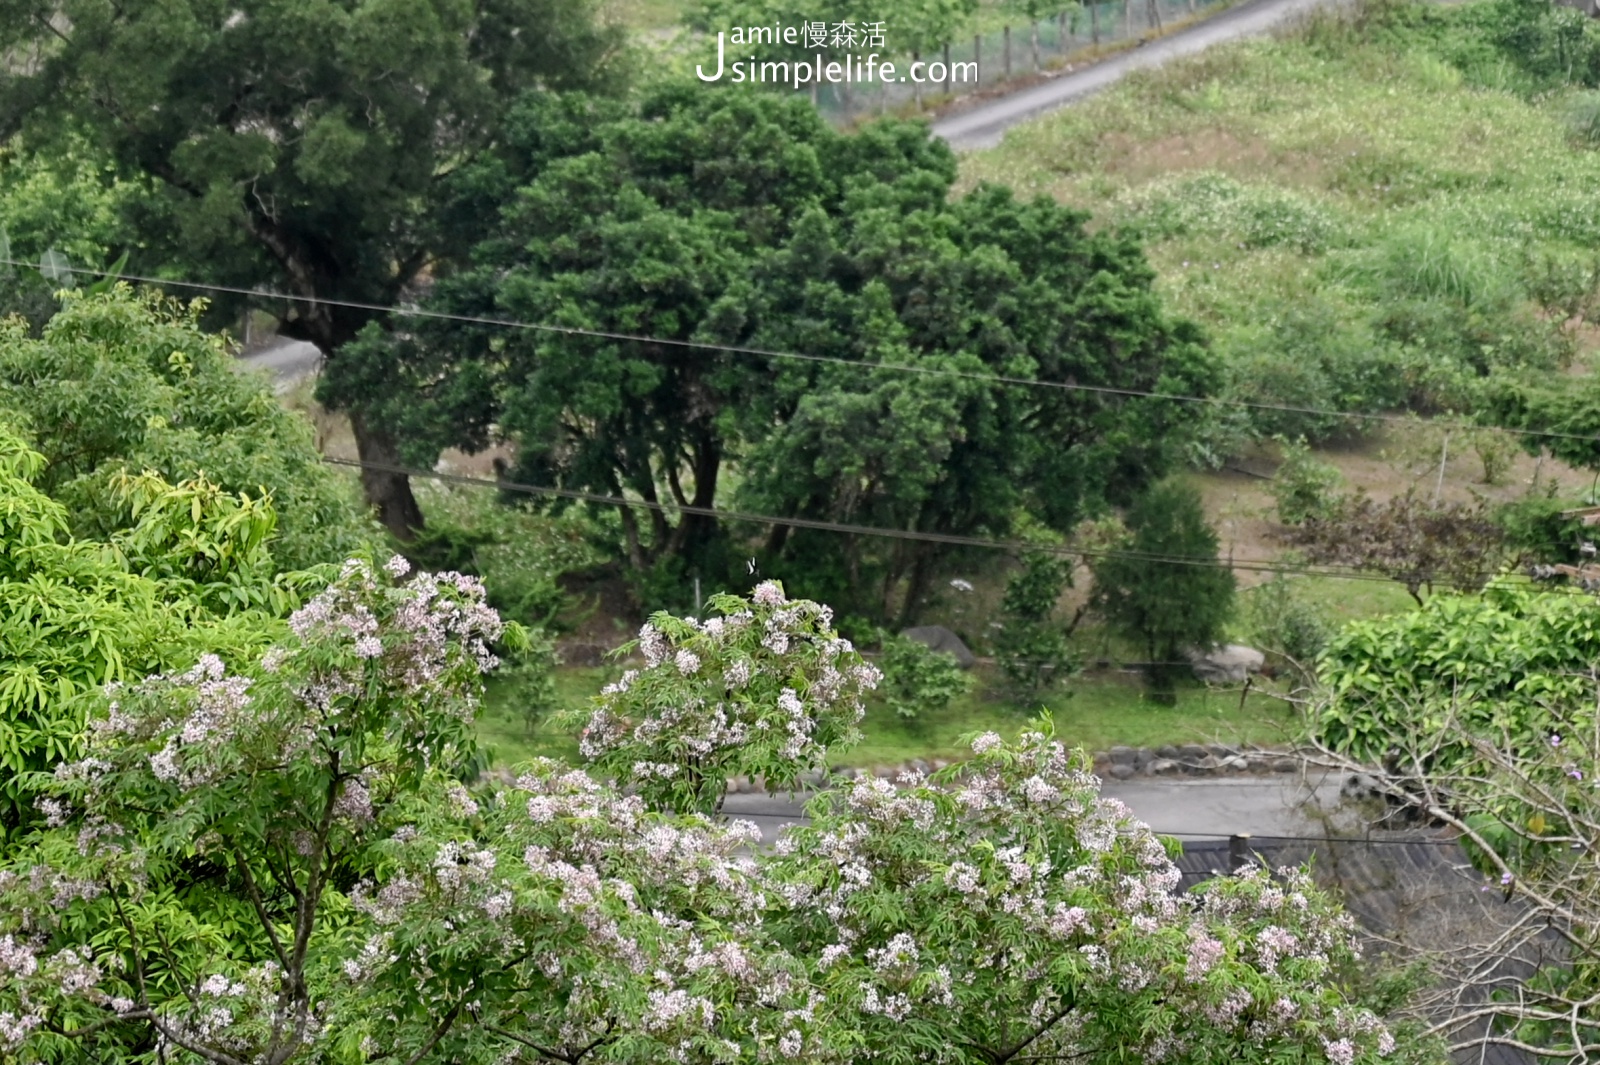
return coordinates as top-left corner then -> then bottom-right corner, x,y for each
1191,426 -> 1598,590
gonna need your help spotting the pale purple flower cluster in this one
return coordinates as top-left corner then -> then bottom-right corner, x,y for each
579,590 -> 879,805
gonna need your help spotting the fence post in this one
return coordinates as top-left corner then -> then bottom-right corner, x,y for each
1003,24 -> 1011,78
975,33 -> 982,87
1091,1 -> 1099,44
943,41 -> 952,95
913,49 -> 923,108
1124,0 -> 1132,39
1228,833 -> 1253,872
1058,10 -> 1068,53
1149,0 -> 1162,32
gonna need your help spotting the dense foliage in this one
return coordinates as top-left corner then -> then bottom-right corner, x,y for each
0,424 -> 326,839
0,568 -> 1419,1065
370,87 -> 1215,623
0,0 -> 625,536
0,288 -> 371,571
1311,579 -> 1600,1061
876,633 -> 975,721
1315,579 -> 1600,767
1089,481 -> 1235,703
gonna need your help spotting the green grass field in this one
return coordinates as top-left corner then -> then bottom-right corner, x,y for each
475,663 -> 1298,771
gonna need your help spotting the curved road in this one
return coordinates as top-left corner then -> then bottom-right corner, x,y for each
931,0 -> 1344,149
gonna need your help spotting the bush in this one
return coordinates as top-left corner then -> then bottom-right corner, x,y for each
1565,89 -> 1600,143
1113,172 -> 1346,253
1270,437 -> 1345,525
993,549 -> 1078,694
1090,480 -> 1236,705
1241,574 -> 1332,682
877,632 -> 976,721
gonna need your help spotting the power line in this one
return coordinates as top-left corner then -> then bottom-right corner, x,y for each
327,455 -> 1392,580
15,257 -> 1600,449
328,454 -> 1572,594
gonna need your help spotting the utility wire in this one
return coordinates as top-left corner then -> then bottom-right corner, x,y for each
14,257 -> 1600,449
328,454 -> 1590,596
21,260 -> 1599,588
327,455 -> 1402,582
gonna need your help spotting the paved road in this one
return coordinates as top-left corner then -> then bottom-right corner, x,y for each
931,0 -> 1344,150
723,771 -> 1348,844
236,337 -> 320,393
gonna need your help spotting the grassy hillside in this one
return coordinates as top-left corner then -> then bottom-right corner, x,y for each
963,1 -> 1600,468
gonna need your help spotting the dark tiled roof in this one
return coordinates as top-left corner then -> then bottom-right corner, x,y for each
1178,835 -> 1540,1065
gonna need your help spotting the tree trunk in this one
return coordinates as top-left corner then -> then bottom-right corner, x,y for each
895,545 -> 937,629
665,435 -> 721,559
348,409 -> 425,541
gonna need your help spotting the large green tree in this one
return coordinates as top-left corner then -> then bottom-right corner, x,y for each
0,0 -> 624,538
379,88 -> 1214,622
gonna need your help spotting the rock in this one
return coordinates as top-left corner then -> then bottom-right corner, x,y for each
1156,745 -> 1180,760
1207,743 -> 1239,759
898,625 -> 977,669
1271,758 -> 1298,773
1219,755 -> 1250,773
1184,755 -> 1220,773
1134,747 -> 1155,769
1185,644 -> 1267,685
1108,745 -> 1137,765
873,764 -> 895,779
931,758 -> 950,771
1179,744 -> 1208,761
1341,773 -> 1383,801
910,758 -> 931,777
1107,764 -> 1137,780
1149,758 -> 1179,774
557,640 -> 611,667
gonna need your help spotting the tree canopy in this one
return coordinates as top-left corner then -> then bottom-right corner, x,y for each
0,287 -> 372,570
368,87 -> 1215,623
0,0 -> 625,537
1090,480 -> 1235,702
0,422 -> 330,838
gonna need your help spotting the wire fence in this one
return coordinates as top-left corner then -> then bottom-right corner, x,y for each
814,0 -> 1233,123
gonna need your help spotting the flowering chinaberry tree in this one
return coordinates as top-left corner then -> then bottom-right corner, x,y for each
0,575 -> 1425,1065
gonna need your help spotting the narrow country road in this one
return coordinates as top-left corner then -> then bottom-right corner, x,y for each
931,0 -> 1345,149
236,336 -> 320,393
722,772 -> 1349,844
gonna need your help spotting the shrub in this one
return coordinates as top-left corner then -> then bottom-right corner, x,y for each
1564,89 -> 1600,143
1270,437 -> 1345,525
1241,574 -> 1332,682
877,632 -> 976,721
993,549 -> 1078,694
1090,480 -> 1236,705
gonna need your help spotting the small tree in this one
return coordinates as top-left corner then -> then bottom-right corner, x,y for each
994,548 -> 1079,694
1283,489 -> 1507,605
1090,480 -> 1235,704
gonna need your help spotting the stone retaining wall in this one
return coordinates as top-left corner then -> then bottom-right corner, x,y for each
720,745 -> 1307,794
